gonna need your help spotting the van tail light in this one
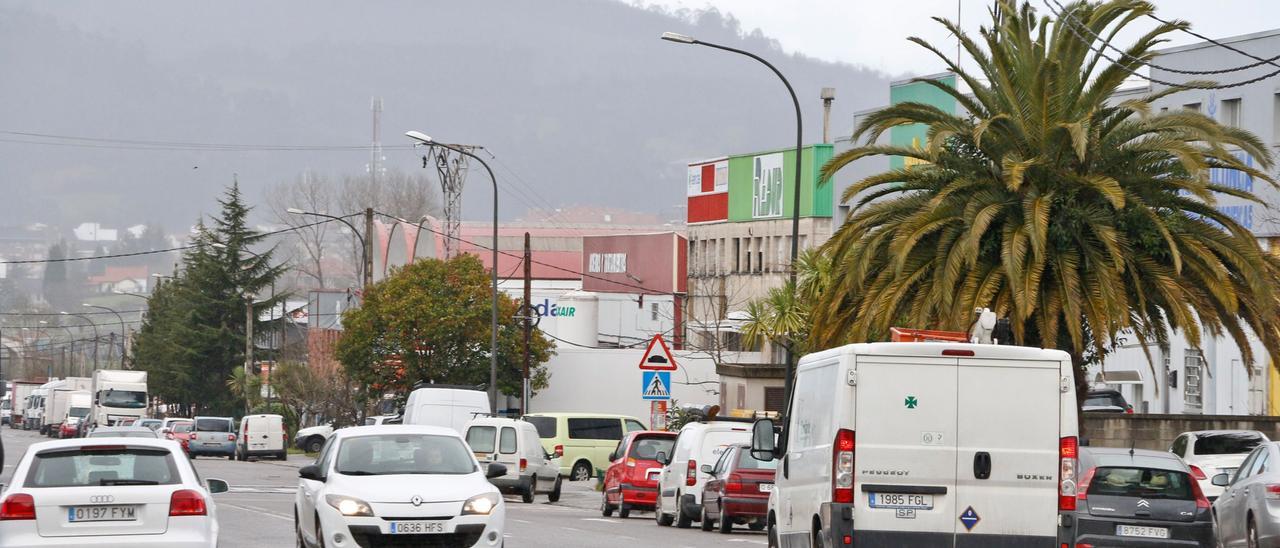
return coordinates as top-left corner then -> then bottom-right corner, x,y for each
686,459 -> 698,487
519,458 -> 528,472
554,444 -> 564,458
0,493 -> 35,520
726,473 -> 744,494
1189,465 -> 1207,481
169,489 -> 207,516
1059,436 -> 1079,511
833,429 -> 855,504
1190,476 -> 1211,509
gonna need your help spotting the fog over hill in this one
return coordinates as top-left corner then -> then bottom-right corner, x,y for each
0,0 -> 890,229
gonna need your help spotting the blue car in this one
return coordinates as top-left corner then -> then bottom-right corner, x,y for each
188,416 -> 237,459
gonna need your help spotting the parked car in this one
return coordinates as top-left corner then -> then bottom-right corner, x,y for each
161,417 -> 192,431
601,430 -> 676,518
295,423 -> 334,453
750,342 -> 1081,546
698,443 -> 775,534
464,417 -> 562,503
294,425 -> 506,548
523,412 -> 647,481
1213,441 -> 1280,548
167,421 -> 194,455
58,416 -> 85,439
655,417 -> 753,528
86,425 -> 161,438
1083,389 -> 1134,413
1070,446 -> 1214,546
188,416 -> 236,460
1171,430 -> 1270,500
0,437 -> 229,547
364,414 -> 401,426
237,414 -> 288,461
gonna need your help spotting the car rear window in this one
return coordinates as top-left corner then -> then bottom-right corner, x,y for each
1195,433 -> 1265,455
466,426 -> 497,453
1084,393 -> 1125,407
173,423 -> 193,433
568,418 -> 622,440
526,416 -> 556,438
1087,467 -> 1194,500
195,418 -> 232,432
630,436 -> 674,460
25,447 -> 181,487
737,447 -> 779,470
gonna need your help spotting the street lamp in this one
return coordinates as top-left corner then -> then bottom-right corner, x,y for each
286,208 -> 370,289
405,130 -> 501,414
83,304 -> 126,368
661,30 -> 805,409
60,311 -> 99,372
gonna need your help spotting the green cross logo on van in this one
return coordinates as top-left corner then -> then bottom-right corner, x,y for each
904,396 -> 919,409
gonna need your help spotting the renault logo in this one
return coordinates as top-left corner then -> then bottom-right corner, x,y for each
410,495 -> 423,507
90,495 -> 114,503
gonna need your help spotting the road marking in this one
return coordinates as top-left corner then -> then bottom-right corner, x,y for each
726,539 -> 767,544
580,518 -> 619,523
218,502 -> 292,522
512,519 -> 531,524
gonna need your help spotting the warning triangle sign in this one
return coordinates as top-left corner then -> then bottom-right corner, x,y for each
638,334 -> 678,371
644,374 -> 670,398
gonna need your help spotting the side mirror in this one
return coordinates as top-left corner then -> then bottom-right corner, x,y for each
751,418 -> 778,461
486,463 -> 509,479
299,464 -> 324,482
1212,473 -> 1231,487
700,464 -> 714,475
206,478 -> 229,494
654,451 -> 668,465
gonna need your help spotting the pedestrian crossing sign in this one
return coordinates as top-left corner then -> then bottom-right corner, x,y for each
642,371 -> 672,401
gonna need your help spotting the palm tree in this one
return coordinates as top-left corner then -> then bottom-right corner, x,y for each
813,0 -> 1280,401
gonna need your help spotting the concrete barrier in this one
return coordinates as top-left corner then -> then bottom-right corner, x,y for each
1083,413 -> 1280,451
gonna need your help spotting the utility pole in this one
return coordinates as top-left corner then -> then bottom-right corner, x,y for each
245,294 -> 254,415
522,232 -> 532,415
821,88 -> 836,144
364,207 -> 375,289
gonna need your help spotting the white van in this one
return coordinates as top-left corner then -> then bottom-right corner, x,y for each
237,414 -> 287,461
464,417 -> 563,503
654,419 -> 753,528
402,385 -> 490,433
750,342 -> 1078,547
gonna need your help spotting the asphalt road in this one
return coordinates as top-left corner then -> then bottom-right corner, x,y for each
2,427 -> 763,547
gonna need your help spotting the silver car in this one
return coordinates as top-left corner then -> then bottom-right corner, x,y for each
1213,441 -> 1280,547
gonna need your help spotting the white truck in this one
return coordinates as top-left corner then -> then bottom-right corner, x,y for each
8,381 -> 40,429
91,370 -> 148,427
24,382 -> 56,432
1,391 -> 10,426
751,341 -> 1079,548
42,377 -> 92,436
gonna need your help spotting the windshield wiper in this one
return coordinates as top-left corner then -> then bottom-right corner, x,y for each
338,470 -> 378,476
100,479 -> 160,486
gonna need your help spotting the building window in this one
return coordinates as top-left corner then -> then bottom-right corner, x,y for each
1273,93 -> 1280,145
1183,102 -> 1201,112
719,382 -> 727,409
733,238 -> 741,273
651,302 -> 659,321
736,384 -> 746,409
1221,98 -> 1241,128
1184,349 -> 1204,412
764,387 -> 786,412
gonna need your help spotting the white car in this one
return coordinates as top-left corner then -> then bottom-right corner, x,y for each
296,423 -> 335,453
1170,430 -> 1269,500
0,437 -> 228,548
294,425 -> 506,548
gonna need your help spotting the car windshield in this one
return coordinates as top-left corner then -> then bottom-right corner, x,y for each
526,416 -> 556,438
195,418 -> 232,432
736,447 -> 778,470
69,406 -> 90,418
25,446 -> 181,487
1086,467 -> 1194,500
1195,433 -> 1264,455
336,434 -> 476,476
99,389 -> 147,409
1,400 -> 10,410
466,426 -> 497,454
630,437 -> 674,460
173,423 -> 193,433
1084,393 -> 1125,407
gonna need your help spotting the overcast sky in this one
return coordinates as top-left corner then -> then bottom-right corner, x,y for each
633,0 -> 1280,75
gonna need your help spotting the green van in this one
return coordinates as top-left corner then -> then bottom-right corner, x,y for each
523,413 -> 647,481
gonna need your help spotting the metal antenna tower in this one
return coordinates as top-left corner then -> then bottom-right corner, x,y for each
367,97 -> 386,197
426,146 -> 475,258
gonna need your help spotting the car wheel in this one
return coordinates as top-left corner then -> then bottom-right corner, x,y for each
548,476 -> 562,503
1249,516 -> 1260,548
306,436 -> 324,453
294,509 -> 305,548
601,494 -> 615,517
655,496 -> 673,526
812,522 -> 830,548
571,461 -> 592,482
675,494 -> 693,529
767,515 -> 779,548
619,503 -> 631,519
700,505 -> 714,531
522,476 -> 536,504
279,451 -> 289,461
749,521 -> 766,532
316,523 -> 325,548
718,511 -> 734,534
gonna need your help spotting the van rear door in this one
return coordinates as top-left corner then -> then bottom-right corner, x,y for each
953,357 -> 1060,546
853,354 -> 958,542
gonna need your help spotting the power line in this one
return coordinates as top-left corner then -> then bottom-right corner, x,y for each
1144,12 -> 1280,71
0,130 -> 420,152
0,309 -> 146,317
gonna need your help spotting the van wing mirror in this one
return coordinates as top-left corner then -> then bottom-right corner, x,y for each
1212,473 -> 1231,487
654,451 -> 668,465
751,418 -> 777,461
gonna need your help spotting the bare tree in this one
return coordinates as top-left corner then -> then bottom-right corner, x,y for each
266,171 -> 337,288
338,168 -> 440,222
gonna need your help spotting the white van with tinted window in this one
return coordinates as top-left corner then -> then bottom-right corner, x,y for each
654,419 -> 753,528
751,342 -> 1079,547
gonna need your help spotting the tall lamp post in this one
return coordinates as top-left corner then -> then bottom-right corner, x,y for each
83,304 -> 126,368
60,312 -> 99,372
660,31 -> 804,408
404,131 -> 501,415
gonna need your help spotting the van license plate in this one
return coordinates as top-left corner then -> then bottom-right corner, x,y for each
869,493 -> 933,510
758,483 -> 774,492
1116,525 -> 1169,539
389,521 -> 445,534
68,505 -> 137,522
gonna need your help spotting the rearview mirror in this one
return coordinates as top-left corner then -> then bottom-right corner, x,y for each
654,451 -> 668,465
1212,473 -> 1231,487
206,478 -> 229,494
486,463 -> 508,479
700,464 -> 714,475
751,418 -> 777,461
299,464 -> 324,482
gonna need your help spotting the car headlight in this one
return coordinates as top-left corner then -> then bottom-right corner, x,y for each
461,493 -> 500,516
325,495 -> 374,517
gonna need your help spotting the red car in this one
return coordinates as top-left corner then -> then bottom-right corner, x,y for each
601,430 -> 677,518
164,420 -> 194,455
699,443 -> 776,533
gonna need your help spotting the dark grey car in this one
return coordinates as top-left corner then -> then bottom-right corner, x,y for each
1073,447 -> 1214,547
1212,441 -> 1280,548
